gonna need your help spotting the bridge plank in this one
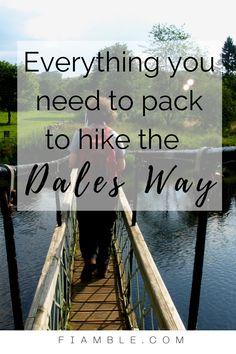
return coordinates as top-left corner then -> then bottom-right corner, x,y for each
69,322 -> 125,330
68,248 -> 128,330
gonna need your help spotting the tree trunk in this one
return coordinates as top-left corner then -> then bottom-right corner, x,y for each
7,110 -> 11,125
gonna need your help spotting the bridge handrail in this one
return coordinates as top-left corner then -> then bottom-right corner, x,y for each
24,169 -> 78,330
24,222 -> 67,329
115,188 -> 185,330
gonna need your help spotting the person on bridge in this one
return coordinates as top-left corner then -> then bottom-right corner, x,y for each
69,96 -> 126,281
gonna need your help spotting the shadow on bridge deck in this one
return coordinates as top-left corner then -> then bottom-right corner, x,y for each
68,247 -> 129,330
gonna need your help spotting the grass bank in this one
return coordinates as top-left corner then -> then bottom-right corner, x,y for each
0,111 -> 235,164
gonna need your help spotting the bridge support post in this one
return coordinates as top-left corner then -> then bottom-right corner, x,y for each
188,210 -> 208,330
0,165 -> 24,329
131,153 -> 139,226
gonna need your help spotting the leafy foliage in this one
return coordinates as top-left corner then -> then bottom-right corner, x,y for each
221,37 -> 236,133
221,37 -> 236,76
149,23 -> 190,42
147,23 -> 201,72
0,61 -> 17,123
0,29 -> 235,146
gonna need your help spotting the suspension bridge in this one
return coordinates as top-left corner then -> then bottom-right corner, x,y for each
23,168 -> 185,331
1,147 -> 235,330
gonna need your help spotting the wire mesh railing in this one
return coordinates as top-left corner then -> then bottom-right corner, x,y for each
114,188 -> 185,330
24,170 -> 78,330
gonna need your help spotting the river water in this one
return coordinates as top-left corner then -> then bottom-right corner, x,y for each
137,183 -> 236,329
0,183 -> 236,330
0,192 -> 56,330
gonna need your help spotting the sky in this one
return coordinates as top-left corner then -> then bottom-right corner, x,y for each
0,0 -> 236,63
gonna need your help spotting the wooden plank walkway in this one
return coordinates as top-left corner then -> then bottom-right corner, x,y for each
68,247 -> 129,330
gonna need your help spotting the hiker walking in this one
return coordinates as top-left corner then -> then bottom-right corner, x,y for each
69,97 -> 126,280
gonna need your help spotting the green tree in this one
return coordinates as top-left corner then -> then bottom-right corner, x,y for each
18,64 -> 40,110
91,43 -> 138,94
38,71 -> 63,97
222,75 -> 236,130
221,36 -> 236,76
147,23 -> 198,70
150,23 -> 190,42
146,24 -> 200,127
89,43 -> 141,120
0,61 -> 17,124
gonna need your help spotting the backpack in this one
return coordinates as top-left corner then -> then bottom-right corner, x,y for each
78,126 -> 118,182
